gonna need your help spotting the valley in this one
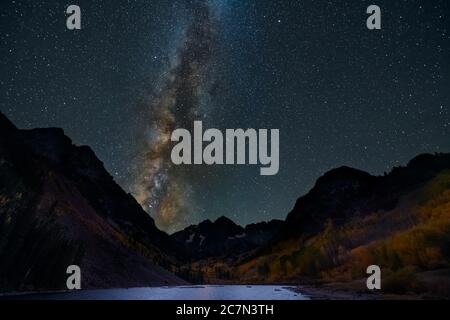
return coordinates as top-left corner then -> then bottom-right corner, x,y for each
1,111 -> 450,298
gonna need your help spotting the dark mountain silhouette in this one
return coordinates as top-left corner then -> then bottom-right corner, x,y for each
277,153 -> 450,241
171,216 -> 282,259
0,112 -> 186,292
236,153 -> 450,297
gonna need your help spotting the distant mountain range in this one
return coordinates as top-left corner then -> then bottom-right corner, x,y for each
171,216 -> 283,259
1,111 -> 449,297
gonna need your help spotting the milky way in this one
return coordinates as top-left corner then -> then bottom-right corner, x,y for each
133,0 -> 216,232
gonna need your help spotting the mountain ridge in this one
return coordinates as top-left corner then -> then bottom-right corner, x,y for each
0,112 -> 186,292
269,153 -> 450,242
234,152 -> 450,296
171,215 -> 283,259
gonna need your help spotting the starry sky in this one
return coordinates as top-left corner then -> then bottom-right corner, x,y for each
1,0 -> 449,233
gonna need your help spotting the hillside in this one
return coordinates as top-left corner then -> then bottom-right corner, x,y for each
235,153 -> 450,296
0,112 -> 186,292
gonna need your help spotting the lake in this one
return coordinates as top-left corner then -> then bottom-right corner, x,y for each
10,285 -> 309,300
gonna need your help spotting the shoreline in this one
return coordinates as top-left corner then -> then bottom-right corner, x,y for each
291,285 -> 380,300
291,283 -> 434,300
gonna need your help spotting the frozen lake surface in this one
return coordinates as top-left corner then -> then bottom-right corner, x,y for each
14,285 -> 309,300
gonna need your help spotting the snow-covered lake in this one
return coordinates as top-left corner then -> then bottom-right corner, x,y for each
14,285 -> 309,300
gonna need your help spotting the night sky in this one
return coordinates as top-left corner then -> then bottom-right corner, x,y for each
1,0 -> 449,233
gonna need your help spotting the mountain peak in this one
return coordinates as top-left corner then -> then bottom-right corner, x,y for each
315,166 -> 374,187
214,216 -> 237,226
0,111 -> 17,134
406,153 -> 450,171
0,112 -> 185,291
278,152 -> 450,241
